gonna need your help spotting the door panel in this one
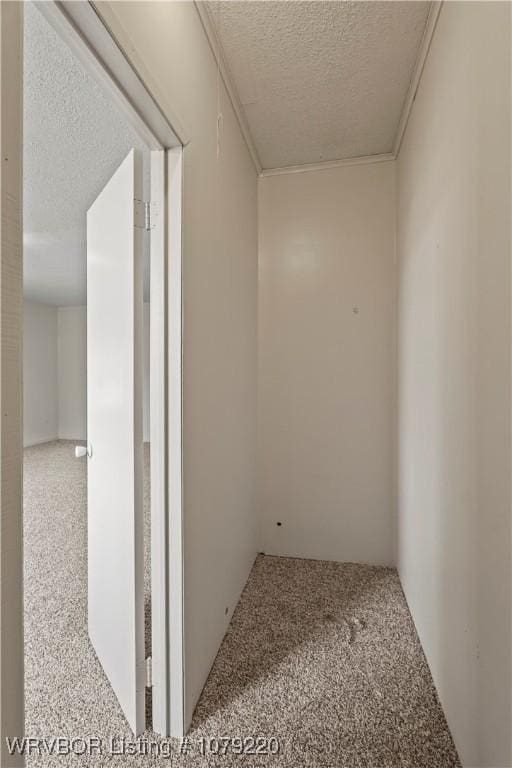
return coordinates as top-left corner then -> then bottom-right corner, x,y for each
86,148 -> 145,735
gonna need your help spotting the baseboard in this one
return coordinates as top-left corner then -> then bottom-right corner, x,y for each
25,438 -> 150,447
23,436 -> 59,448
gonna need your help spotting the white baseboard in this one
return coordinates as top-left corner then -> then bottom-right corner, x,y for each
23,436 -> 59,448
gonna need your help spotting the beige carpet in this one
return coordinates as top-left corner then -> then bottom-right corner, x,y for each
23,441 -> 460,767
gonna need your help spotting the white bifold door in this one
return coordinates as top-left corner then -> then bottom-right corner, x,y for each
86,149 -> 145,735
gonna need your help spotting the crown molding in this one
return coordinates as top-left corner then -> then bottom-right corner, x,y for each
260,153 -> 395,178
195,0 -> 442,178
392,1 -> 443,158
194,1 -> 263,175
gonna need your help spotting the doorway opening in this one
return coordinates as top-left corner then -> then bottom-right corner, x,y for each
21,0 -> 183,739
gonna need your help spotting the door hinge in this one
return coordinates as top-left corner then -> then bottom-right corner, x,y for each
145,656 -> 153,688
134,199 -> 157,231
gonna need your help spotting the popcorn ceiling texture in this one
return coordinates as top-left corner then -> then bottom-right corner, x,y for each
24,441 -> 459,767
208,1 -> 431,169
23,2 -> 150,307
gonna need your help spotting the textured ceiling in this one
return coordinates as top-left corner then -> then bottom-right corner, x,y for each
24,1 -> 431,305
23,2 -> 150,306
208,1 -> 431,169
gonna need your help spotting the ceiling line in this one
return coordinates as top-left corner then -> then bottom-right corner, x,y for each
196,1 -> 441,178
194,1 -> 263,174
259,153 -> 395,179
392,1 -> 443,158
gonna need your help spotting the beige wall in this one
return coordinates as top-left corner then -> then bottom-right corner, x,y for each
98,1 -> 259,728
258,162 -> 396,565
23,301 -> 58,447
396,3 -> 511,766
57,306 -> 87,442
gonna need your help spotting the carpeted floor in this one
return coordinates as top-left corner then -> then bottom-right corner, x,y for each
23,441 -> 460,767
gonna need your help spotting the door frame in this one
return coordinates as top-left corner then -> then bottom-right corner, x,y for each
0,4 -> 24,766
13,0 -> 184,740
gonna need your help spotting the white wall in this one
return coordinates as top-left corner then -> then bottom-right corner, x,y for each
57,306 -> 87,441
98,2 -> 259,728
396,3 -> 511,766
23,299 -> 58,446
57,304 -> 150,442
258,162 -> 396,565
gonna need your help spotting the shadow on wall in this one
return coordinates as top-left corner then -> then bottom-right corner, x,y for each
396,3 -> 512,765
397,161 -> 480,759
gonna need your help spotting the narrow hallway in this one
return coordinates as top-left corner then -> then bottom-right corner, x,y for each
2,2 -> 508,766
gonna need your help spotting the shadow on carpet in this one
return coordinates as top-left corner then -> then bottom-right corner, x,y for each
23,442 -> 460,767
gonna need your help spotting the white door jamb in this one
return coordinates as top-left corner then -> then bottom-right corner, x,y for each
28,1 -> 185,739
